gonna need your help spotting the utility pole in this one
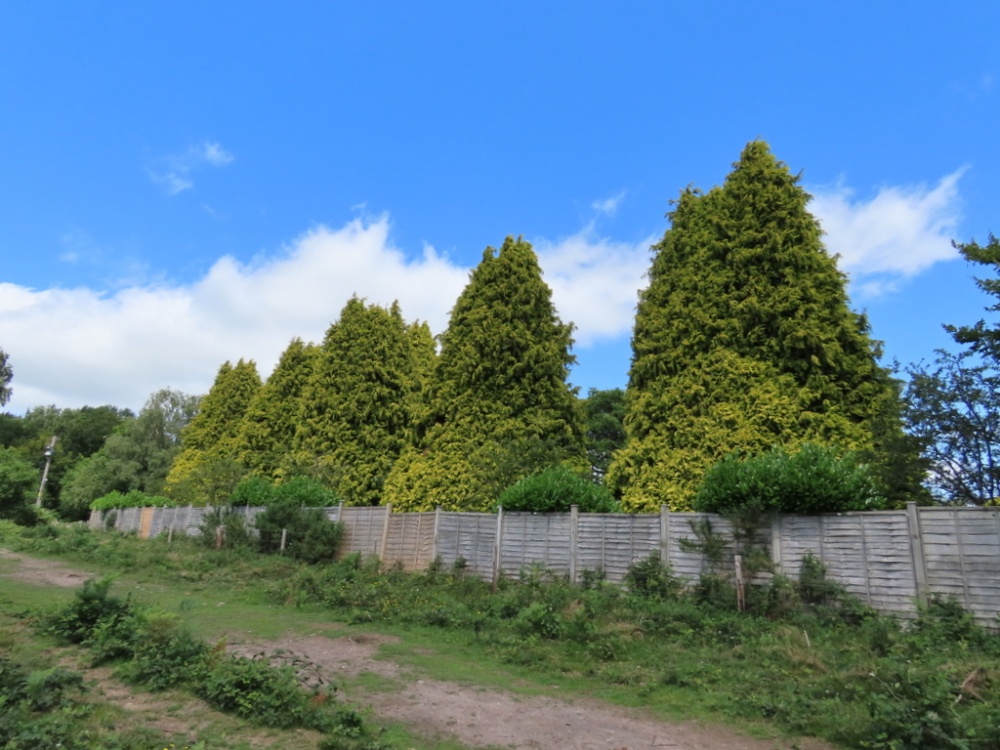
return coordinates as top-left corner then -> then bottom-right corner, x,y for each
35,435 -> 58,507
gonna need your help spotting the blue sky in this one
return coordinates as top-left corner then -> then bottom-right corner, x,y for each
1,2 -> 997,414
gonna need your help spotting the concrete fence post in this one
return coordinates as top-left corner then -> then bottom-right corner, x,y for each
493,506 -> 505,588
905,502 -> 929,607
660,505 -> 671,567
569,505 -> 579,584
379,504 -> 392,562
771,516 -> 783,575
432,505 -> 442,564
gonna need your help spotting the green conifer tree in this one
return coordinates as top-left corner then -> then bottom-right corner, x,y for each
235,338 -> 317,480
165,359 -> 261,503
384,236 -> 586,511
607,141 -> 903,511
291,298 -> 420,506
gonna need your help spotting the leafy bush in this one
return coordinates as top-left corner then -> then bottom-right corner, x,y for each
0,447 -> 40,523
90,489 -> 176,511
255,501 -> 343,563
120,612 -> 209,690
496,465 -> 619,513
197,506 -> 256,550
273,475 -> 338,507
230,474 -> 277,506
693,443 -> 885,516
623,553 -> 683,599
46,576 -> 137,646
196,653 -> 322,729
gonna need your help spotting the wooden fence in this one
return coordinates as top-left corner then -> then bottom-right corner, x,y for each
90,503 -> 1000,627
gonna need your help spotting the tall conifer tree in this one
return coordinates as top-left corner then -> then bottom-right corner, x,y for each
607,142 -> 901,511
165,359 -> 261,502
385,236 -> 586,511
291,297 -> 421,505
235,338 -> 317,480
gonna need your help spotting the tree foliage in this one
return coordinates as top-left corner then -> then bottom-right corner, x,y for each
235,338 -> 317,480
60,389 -> 200,518
0,447 -> 39,522
583,388 -> 626,483
0,348 -> 12,407
904,350 -> 1000,504
384,236 -> 586,511
165,360 -> 261,504
291,298 -> 428,505
944,234 -> 1000,359
902,234 -> 1000,505
608,141 -> 904,511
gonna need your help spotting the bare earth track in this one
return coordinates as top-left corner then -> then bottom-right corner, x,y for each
0,549 -> 834,750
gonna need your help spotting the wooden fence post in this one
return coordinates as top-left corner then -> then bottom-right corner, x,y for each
569,505 -> 579,584
905,502 -> 929,607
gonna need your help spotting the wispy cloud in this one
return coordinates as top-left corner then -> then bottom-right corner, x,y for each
149,141 -> 235,195
591,191 -> 626,217
809,169 -> 966,297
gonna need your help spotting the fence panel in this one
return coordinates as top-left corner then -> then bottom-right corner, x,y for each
921,507 -> 1000,626
382,512 -> 436,571
499,513 -> 572,578
339,506 -> 389,557
578,514 -> 659,583
435,512 -> 497,579
665,513 -> 736,582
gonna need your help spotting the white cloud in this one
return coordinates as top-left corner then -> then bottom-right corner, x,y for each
0,211 -> 652,413
149,141 -> 235,195
809,169 -> 965,296
534,227 -> 652,347
0,216 -> 468,413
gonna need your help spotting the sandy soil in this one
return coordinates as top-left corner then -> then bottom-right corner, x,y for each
0,549 -> 834,750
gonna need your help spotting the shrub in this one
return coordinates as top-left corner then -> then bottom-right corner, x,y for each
230,475 -> 277,506
255,501 -> 343,563
197,506 -> 256,550
0,448 -> 40,523
694,443 -> 885,516
196,653 -> 319,729
623,553 -> 682,599
121,613 -> 208,690
90,490 -> 175,511
496,465 -> 619,513
46,577 -> 136,646
274,475 -> 338,507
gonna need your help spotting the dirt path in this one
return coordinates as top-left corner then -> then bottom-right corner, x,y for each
0,549 -> 834,750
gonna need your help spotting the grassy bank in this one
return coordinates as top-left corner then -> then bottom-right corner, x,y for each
2,521 -> 999,749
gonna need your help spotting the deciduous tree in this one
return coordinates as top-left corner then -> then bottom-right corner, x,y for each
60,389 -> 200,518
903,234 -> 1000,504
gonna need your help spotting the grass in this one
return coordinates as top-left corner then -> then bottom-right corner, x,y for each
3,522 -> 1000,749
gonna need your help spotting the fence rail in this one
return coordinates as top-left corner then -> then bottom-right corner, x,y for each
90,503 -> 1000,627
